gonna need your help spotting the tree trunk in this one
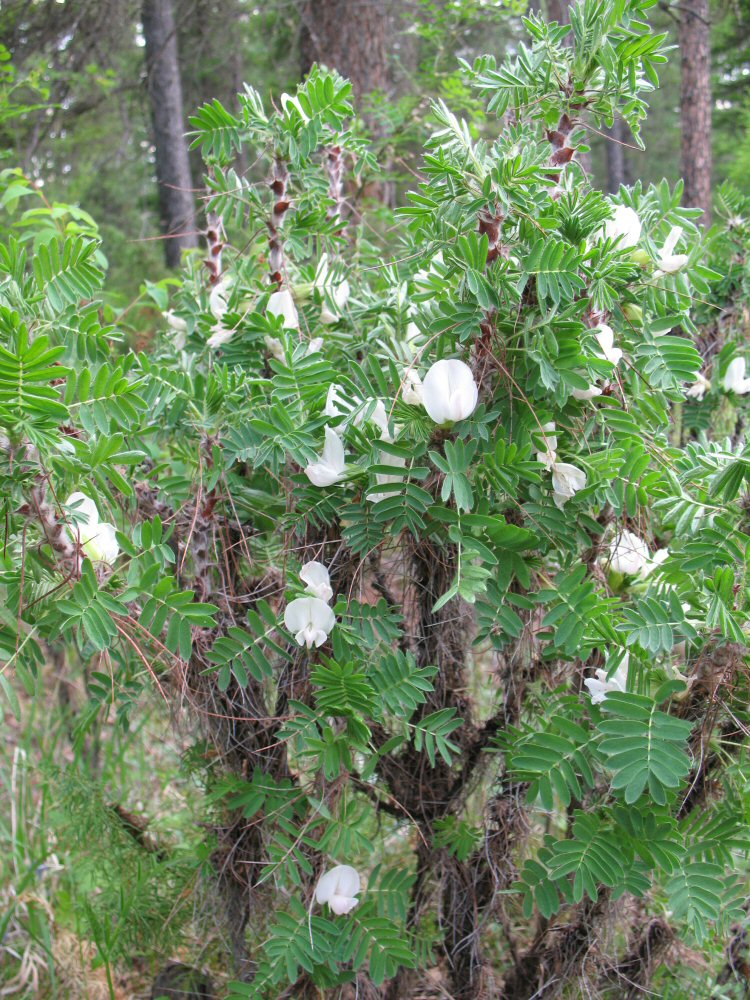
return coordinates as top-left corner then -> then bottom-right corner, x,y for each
604,118 -> 630,193
142,0 -> 199,267
679,0 -> 712,224
299,0 -> 388,101
545,0 -> 570,21
300,0 -> 391,203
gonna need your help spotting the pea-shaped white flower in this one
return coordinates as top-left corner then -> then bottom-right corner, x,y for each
535,421 -> 558,470
601,205 -> 641,248
305,426 -> 346,487
641,547 -> 669,578
324,383 -> 347,422
571,384 -> 603,401
314,865 -> 361,915
401,368 -> 423,406
594,325 -> 622,366
299,561 -> 333,603
284,596 -> 336,648
357,399 -> 392,441
608,529 -> 650,576
264,335 -> 285,361
422,359 -> 478,424
65,492 -> 119,566
685,372 -> 710,400
584,654 -> 629,705
207,324 -> 234,349
209,277 -> 231,321
324,386 -> 392,441
267,288 -> 300,330
164,310 -> 187,349
320,280 -> 350,325
654,226 -> 690,277
367,451 -> 407,504
281,92 -> 310,123
550,462 -> 587,508
723,357 -> 750,395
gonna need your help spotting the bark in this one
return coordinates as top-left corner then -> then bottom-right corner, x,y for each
300,0 -> 392,203
299,0 -> 389,101
545,0 -> 571,21
604,118 -> 630,193
679,0 -> 712,225
142,0 -> 199,267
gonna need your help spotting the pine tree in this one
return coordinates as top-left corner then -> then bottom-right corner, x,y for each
142,0 -> 199,266
679,0 -> 712,222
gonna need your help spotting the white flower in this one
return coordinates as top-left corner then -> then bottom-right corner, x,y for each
601,205 -> 641,248
402,368 -> 423,406
324,386 -> 392,440
315,258 -> 350,324
608,529 -> 650,576
320,280 -> 350,325
209,278 -> 231,321
550,462 -> 587,508
324,383 -> 347,421
65,492 -> 119,566
422,359 -> 478,424
305,426 -> 346,486
284,596 -> 335,648
685,372 -> 710,400
571,384 -> 603,401
165,310 -> 187,333
314,865 -> 361,915
164,310 -> 187,349
306,337 -> 324,355
641,547 -> 669,578
723,357 -> 750,395
281,91 -> 310,123
299,561 -> 333,603
584,654 -> 629,705
535,421 -> 558,470
207,324 -> 234,348
355,399 -> 391,441
264,335 -> 285,361
267,288 -> 299,330
594,324 -> 622,366
654,226 -> 690,277
367,451 -> 407,503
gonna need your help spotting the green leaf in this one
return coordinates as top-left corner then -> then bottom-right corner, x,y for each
598,693 -> 692,805
413,708 -> 462,766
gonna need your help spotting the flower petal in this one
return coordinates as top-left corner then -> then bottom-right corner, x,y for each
267,289 -> 300,330
423,359 -> 478,424
305,427 -> 346,486
601,205 -> 641,248
300,561 -> 334,603
315,864 -> 361,908
284,597 -> 336,647
66,492 -> 100,531
82,522 -> 119,566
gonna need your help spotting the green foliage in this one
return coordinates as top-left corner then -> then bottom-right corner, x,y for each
598,692 -> 693,805
3,3 -> 750,996
509,713 -> 596,810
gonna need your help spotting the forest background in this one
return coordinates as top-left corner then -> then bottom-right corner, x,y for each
2,0 -> 745,296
